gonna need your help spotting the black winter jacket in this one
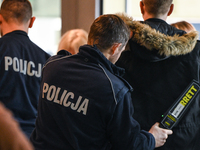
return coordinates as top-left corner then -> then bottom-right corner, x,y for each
116,15 -> 200,150
30,45 -> 155,150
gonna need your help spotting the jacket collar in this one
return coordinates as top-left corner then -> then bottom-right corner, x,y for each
145,18 -> 167,24
79,45 -> 125,76
3,30 -> 28,37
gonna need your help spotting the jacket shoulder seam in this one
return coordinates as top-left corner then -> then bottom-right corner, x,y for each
98,64 -> 117,105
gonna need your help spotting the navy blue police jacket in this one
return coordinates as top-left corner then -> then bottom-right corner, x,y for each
0,30 -> 50,137
30,45 -> 155,150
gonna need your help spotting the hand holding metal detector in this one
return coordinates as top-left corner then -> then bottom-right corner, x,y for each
160,80 -> 200,129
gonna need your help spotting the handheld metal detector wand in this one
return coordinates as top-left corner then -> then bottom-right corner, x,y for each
160,80 -> 200,129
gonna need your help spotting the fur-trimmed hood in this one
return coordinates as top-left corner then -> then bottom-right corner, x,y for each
117,13 -> 199,57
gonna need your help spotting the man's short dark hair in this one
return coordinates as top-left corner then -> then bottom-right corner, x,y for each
88,14 -> 130,51
0,0 -> 32,23
142,0 -> 173,15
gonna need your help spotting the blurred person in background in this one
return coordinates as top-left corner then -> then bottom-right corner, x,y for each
171,21 -> 196,32
57,29 -> 88,55
0,102 -> 33,150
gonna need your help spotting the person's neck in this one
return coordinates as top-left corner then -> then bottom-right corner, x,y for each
143,14 -> 167,21
1,22 -> 28,36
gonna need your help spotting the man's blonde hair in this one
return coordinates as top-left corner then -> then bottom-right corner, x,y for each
58,29 -> 88,55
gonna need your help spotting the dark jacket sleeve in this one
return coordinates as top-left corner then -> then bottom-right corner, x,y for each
107,92 -> 155,150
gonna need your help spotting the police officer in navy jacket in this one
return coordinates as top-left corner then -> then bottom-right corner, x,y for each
30,14 -> 172,150
0,0 -> 50,137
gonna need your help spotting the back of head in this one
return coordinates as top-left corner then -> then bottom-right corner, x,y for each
58,29 -> 88,55
0,0 -> 32,24
142,0 -> 173,16
171,21 -> 196,33
88,14 -> 130,52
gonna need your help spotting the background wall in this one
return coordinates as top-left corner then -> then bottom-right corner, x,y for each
61,0 -> 96,35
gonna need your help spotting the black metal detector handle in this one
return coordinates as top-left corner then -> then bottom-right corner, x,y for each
159,80 -> 200,129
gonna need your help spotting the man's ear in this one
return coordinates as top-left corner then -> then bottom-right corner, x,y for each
111,43 -> 122,55
0,14 -> 4,24
28,16 -> 36,28
140,1 -> 145,15
167,4 -> 174,16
